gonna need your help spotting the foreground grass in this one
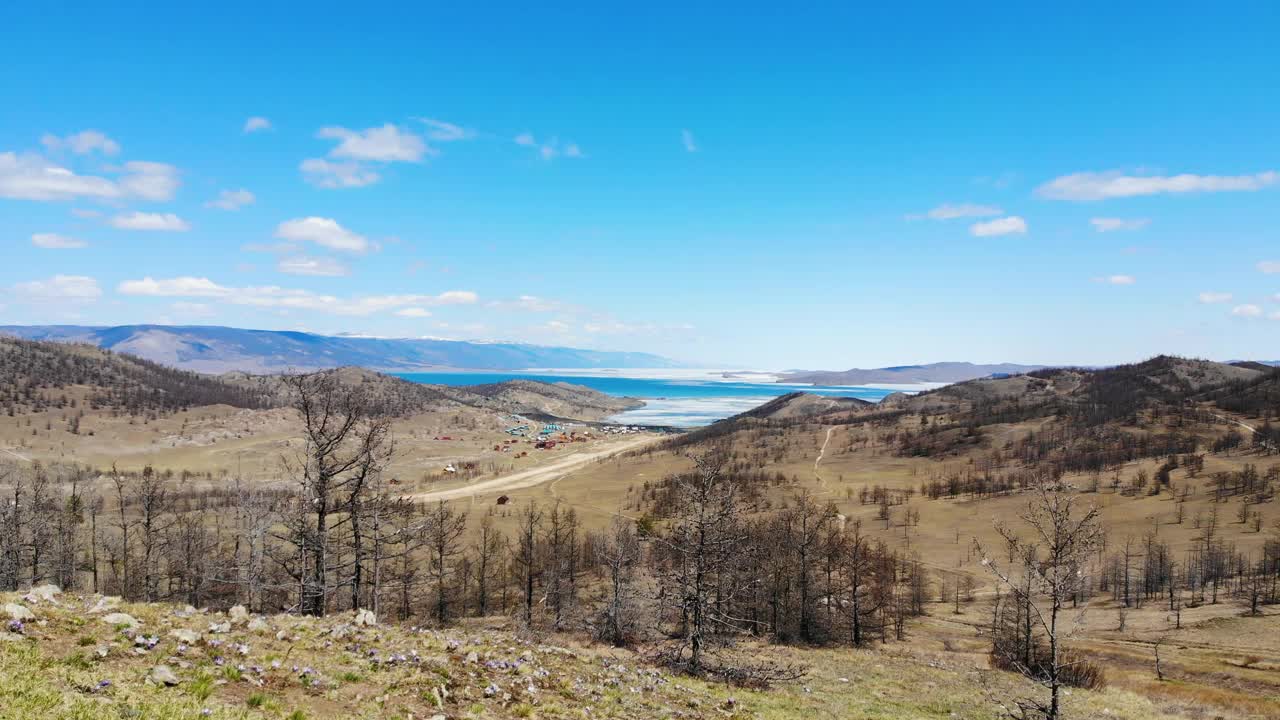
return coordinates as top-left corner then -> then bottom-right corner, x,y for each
0,592 -> 1173,720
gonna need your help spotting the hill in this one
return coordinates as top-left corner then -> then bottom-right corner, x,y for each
0,336 -> 271,415
739,391 -> 874,420
0,325 -> 681,373
780,361 -> 1047,386
0,591 -> 1171,720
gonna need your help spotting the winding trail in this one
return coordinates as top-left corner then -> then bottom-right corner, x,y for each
0,448 -> 32,463
409,435 -> 658,503
814,426 -> 835,484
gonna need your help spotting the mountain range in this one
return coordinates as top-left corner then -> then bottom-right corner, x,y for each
779,361 -> 1049,386
0,324 -> 680,374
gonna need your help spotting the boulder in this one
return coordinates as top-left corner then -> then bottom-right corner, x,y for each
228,605 -> 250,624
208,621 -> 231,634
23,584 -> 61,604
354,608 -> 376,627
102,612 -> 140,629
3,604 -> 35,622
247,618 -> 270,633
148,664 -> 180,686
169,629 -> 200,644
88,596 -> 121,614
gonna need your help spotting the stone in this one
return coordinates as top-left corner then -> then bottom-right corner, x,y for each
169,629 -> 199,644
354,608 -> 376,627
88,596 -> 121,614
102,612 -> 140,629
23,584 -> 61,604
208,621 -> 231,634
228,605 -> 250,624
0,632 -> 24,643
329,624 -> 354,639
247,618 -> 270,633
3,604 -> 35,621
148,664 -> 180,686
464,651 -> 479,664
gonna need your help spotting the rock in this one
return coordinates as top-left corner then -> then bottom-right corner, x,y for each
95,645 -> 110,658
148,664 -> 180,686
3,604 -> 35,621
247,618 -> 270,633
173,605 -> 197,618
329,624 -> 354,639
275,630 -> 288,641
208,621 -> 231,634
0,632 -> 24,643
354,608 -> 376,627
88,596 -> 121,614
169,629 -> 199,644
464,651 -> 479,664
23,584 -> 61,604
228,605 -> 250,624
102,612 -> 140,629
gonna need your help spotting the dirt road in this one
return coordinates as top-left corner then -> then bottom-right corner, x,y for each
409,435 -> 659,503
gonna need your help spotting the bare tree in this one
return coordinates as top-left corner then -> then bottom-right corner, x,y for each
977,480 -> 1105,720
595,515 -> 642,646
424,499 -> 467,624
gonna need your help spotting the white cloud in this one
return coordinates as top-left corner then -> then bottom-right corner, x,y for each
514,133 -> 535,146
70,208 -> 101,218
115,161 -> 181,201
277,255 -> 349,277
31,232 -> 87,249
0,152 -> 179,202
1232,304 -> 1263,318
1090,217 -> 1150,232
205,188 -> 255,210
969,215 -> 1027,237
418,118 -> 474,142
489,295 -> 572,313
564,143 -> 583,158
41,130 -> 120,156
274,217 -> 369,253
109,211 -> 190,231
1258,261 -> 1280,274
1096,274 -> 1136,285
170,301 -> 215,317
909,203 -> 1003,221
682,129 -> 698,153
1198,292 -> 1232,304
543,320 -> 571,333
514,132 -> 582,160
317,124 -> 429,162
395,307 -> 432,318
12,275 -> 101,302
243,117 -> 272,133
300,158 -> 381,188
118,276 -> 477,316
1037,170 -> 1279,201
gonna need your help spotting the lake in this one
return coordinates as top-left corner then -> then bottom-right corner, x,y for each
394,370 -> 915,427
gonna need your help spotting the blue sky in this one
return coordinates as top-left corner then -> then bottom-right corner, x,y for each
2,3 -> 1278,369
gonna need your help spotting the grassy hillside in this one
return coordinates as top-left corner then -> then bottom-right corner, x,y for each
0,591 -> 1172,720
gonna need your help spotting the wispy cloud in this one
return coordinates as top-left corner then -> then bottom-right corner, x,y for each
243,116 -> 272,134
277,255 -> 349,277
40,130 -> 120,156
205,188 -> 255,210
969,216 -> 1027,237
1037,170 -> 1279,201
1197,291 -> 1232,304
395,307 -> 432,318
681,129 -> 698,153
1232,304 -> 1262,318
109,211 -> 190,231
1090,217 -> 1150,232
1258,260 -> 1280,274
31,232 -> 87,249
418,118 -> 475,142
513,132 -> 583,161
274,217 -> 369,253
117,276 -> 478,316
12,274 -> 101,302
909,203 -> 1003,221
300,158 -> 380,188
317,124 -> 429,162
1095,274 -> 1136,285
0,153 -> 180,202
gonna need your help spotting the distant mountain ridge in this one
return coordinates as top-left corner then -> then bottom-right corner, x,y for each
781,361 -> 1048,386
0,325 -> 680,374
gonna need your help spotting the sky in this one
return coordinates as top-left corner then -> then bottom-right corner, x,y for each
2,3 -> 1279,369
